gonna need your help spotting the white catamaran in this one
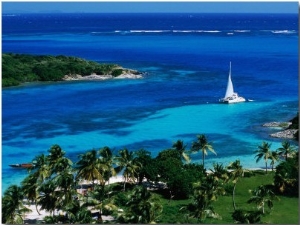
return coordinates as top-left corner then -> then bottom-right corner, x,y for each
219,62 -> 246,104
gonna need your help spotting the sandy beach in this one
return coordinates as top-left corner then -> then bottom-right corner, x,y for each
63,72 -> 143,81
23,175 -> 125,223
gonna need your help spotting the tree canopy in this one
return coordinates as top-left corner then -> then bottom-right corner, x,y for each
2,53 -> 131,87
2,136 -> 298,224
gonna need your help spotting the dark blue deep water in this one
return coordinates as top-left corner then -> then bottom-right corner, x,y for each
2,13 -> 298,193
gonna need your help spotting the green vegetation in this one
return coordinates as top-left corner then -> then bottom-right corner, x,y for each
289,113 -> 299,130
254,141 -> 272,174
209,172 -> 298,224
288,112 -> 299,140
2,135 -> 298,224
191,134 -> 216,168
2,53 -> 133,87
274,151 -> 299,197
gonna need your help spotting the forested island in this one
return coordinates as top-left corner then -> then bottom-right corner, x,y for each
2,53 -> 142,87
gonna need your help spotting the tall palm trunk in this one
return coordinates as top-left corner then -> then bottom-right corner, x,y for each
265,162 -> 268,174
123,181 -> 126,191
202,151 -> 205,168
35,200 -> 41,215
123,175 -> 127,191
232,183 -> 237,211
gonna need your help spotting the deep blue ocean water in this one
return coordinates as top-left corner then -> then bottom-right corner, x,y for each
2,13 -> 298,193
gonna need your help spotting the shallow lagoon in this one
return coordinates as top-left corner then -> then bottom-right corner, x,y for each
2,78 -> 298,193
2,13 -> 298,193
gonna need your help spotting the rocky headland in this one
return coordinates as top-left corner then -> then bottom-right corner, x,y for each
263,119 -> 298,140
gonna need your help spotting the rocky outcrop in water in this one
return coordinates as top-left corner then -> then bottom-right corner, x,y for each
262,122 -> 292,127
263,120 -> 298,140
270,129 -> 298,139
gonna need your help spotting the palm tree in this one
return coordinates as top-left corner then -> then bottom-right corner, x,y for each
47,144 -> 65,167
51,157 -> 73,175
273,170 -> 297,194
99,146 -> 114,163
277,141 -> 296,161
181,175 -> 223,222
115,148 -> 141,191
76,149 -> 106,188
47,146 -> 74,212
37,181 -> 58,216
21,173 -> 41,215
210,163 -> 229,184
99,146 -> 116,185
134,149 -> 153,184
172,139 -> 190,163
83,185 -> 117,222
119,186 -> 163,223
22,154 -> 50,216
2,185 -> 31,224
227,160 -> 248,211
247,185 -> 279,214
254,141 -> 272,174
191,134 -> 216,168
52,170 -> 75,210
31,153 -> 50,183
269,150 -> 279,171
47,145 -> 74,182
64,200 -> 93,223
273,156 -> 298,195
75,208 -> 93,223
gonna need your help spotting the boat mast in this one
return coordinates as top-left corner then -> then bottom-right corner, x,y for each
224,61 -> 234,99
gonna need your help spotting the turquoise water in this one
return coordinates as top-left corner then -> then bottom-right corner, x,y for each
2,79 -> 298,192
2,13 -> 298,193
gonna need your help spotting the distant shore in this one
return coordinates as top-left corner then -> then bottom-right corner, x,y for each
63,72 -> 143,81
2,53 -> 144,87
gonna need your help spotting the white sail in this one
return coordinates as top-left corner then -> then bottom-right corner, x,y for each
224,62 -> 234,98
219,62 -> 246,103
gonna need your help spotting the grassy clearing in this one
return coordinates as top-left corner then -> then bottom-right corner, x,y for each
154,171 -> 298,224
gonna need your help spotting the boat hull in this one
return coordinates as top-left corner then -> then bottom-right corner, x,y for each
9,163 -> 34,168
220,97 -> 246,104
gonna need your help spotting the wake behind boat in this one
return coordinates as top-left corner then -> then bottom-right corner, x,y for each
219,62 -> 246,104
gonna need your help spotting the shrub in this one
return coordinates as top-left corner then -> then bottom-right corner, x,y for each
274,153 -> 298,196
232,209 -> 262,224
114,192 -> 128,207
112,69 -> 123,77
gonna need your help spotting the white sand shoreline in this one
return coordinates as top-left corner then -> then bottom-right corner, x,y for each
63,72 -> 143,81
23,175 -> 125,222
